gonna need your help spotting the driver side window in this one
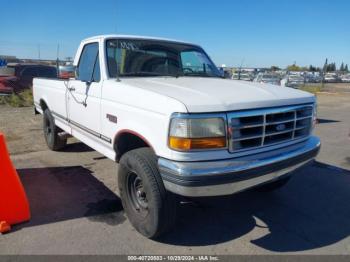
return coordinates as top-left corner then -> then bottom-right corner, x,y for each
180,50 -> 215,75
77,43 -> 100,82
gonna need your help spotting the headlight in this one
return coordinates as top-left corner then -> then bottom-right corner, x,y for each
169,116 -> 227,151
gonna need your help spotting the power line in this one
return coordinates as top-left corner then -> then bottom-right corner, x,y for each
56,44 -> 60,60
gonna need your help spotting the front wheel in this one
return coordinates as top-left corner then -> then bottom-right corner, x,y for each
118,147 -> 177,239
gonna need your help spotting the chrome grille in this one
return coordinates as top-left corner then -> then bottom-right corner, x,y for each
228,104 -> 314,152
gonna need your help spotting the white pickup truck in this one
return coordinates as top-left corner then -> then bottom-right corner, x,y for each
33,35 -> 320,238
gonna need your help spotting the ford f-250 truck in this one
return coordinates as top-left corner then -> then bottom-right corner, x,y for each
33,35 -> 320,238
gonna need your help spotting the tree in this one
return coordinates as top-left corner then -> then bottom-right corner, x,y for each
270,65 -> 280,71
340,62 -> 345,72
309,65 -> 317,72
323,58 -> 328,72
287,64 -> 301,71
332,63 -> 337,71
345,64 -> 349,72
326,63 -> 336,72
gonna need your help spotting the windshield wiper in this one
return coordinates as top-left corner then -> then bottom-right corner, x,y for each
121,71 -> 179,77
182,72 -> 221,78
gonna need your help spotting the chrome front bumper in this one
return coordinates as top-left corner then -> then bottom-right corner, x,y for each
158,136 -> 321,197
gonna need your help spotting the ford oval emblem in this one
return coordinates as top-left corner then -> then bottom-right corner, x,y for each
276,123 -> 286,131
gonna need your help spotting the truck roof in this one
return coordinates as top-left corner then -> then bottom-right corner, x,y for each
82,34 -> 199,47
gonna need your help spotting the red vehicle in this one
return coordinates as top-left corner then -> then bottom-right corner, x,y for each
0,67 -> 16,94
0,64 -> 57,94
58,65 -> 75,79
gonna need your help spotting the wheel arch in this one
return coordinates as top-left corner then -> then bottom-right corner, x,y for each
39,98 -> 49,111
114,129 -> 155,162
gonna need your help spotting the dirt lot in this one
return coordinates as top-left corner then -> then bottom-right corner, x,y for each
319,82 -> 350,93
0,92 -> 350,254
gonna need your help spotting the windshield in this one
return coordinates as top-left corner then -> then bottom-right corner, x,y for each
0,67 -> 15,77
106,39 -> 221,78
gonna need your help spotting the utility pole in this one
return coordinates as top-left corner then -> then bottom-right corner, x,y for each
322,58 -> 328,89
38,44 -> 41,61
238,58 -> 245,80
56,44 -> 60,60
56,44 -> 60,77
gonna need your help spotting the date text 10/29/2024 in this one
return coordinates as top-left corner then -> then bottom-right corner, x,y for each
127,256 -> 219,261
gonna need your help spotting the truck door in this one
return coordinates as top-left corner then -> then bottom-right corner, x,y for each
67,42 -> 102,140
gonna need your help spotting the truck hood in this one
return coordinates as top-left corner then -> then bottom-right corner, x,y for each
122,77 -> 315,113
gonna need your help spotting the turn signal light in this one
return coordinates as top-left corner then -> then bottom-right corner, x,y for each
169,136 -> 226,151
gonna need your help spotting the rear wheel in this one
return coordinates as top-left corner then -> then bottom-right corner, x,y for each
256,176 -> 290,192
118,147 -> 177,239
43,109 -> 67,151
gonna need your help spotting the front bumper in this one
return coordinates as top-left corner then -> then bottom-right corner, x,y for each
158,136 -> 320,197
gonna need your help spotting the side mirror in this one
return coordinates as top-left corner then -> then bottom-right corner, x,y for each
58,65 -> 77,80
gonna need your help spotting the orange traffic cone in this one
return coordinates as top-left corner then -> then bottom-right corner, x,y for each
0,133 -> 30,233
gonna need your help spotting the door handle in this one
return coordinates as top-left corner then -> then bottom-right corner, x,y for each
68,87 -> 76,91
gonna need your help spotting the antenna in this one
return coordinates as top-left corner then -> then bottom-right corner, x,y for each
56,44 -> 60,78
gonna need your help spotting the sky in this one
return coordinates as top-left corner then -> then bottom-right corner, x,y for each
0,0 -> 349,68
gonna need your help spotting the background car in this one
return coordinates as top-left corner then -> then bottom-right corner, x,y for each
0,64 -> 57,93
239,73 -> 254,81
0,67 -> 16,95
305,73 -> 322,83
340,74 -> 350,83
253,73 -> 281,85
324,73 -> 340,83
231,72 -> 240,80
231,70 -> 255,81
281,74 -> 305,88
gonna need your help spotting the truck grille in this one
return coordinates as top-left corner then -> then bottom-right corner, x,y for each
228,104 -> 314,152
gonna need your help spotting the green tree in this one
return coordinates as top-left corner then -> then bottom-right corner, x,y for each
270,65 -> 280,71
327,63 -> 336,72
345,64 -> 349,72
309,65 -> 317,72
323,58 -> 328,72
287,64 -> 301,71
340,62 -> 345,72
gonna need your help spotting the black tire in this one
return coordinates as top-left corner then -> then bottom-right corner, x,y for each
43,109 -> 67,151
256,176 -> 291,192
118,147 -> 177,239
